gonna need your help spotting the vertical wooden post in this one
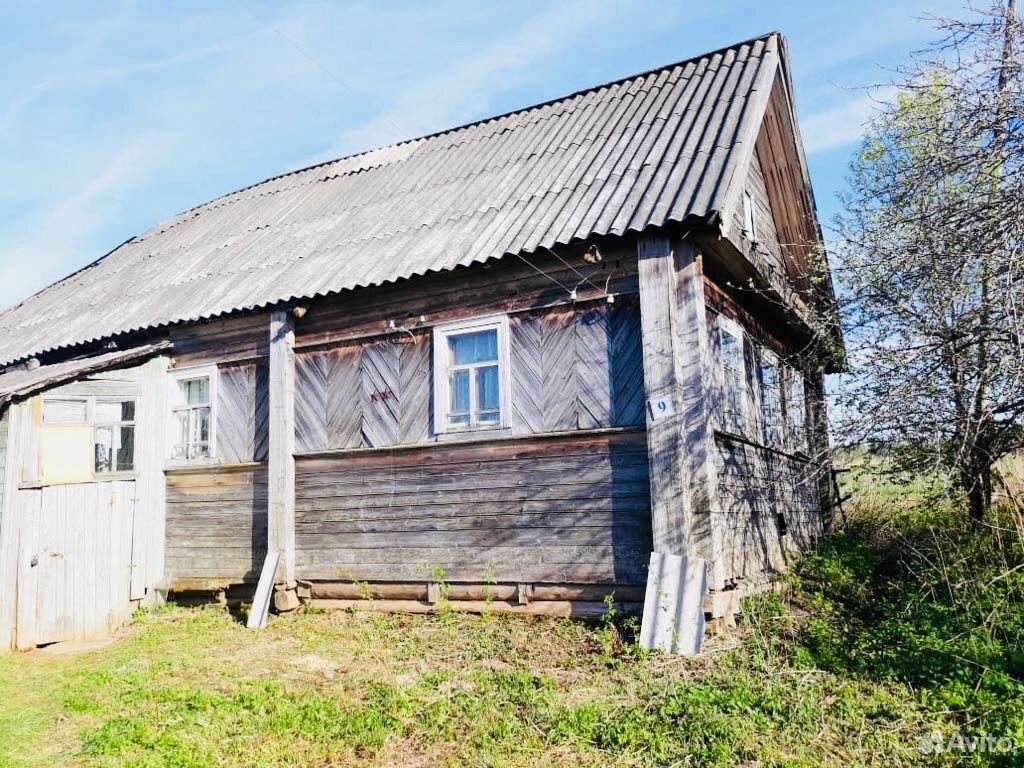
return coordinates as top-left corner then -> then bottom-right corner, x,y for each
0,402 -> 26,650
268,310 -> 298,608
637,235 -> 723,589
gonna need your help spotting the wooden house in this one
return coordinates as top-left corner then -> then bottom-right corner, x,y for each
0,33 -> 842,649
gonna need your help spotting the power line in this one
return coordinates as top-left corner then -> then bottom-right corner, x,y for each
262,18 -> 415,142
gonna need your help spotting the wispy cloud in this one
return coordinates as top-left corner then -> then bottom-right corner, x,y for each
801,87 -> 897,155
306,0 -> 635,164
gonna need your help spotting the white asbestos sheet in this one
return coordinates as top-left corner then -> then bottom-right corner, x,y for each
639,552 -> 708,655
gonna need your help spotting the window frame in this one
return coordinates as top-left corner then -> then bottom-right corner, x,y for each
742,190 -> 756,240
93,397 -> 138,475
759,349 -> 783,448
718,316 -> 747,435
39,394 -> 139,480
787,368 -> 809,455
432,314 -> 511,435
168,364 -> 219,464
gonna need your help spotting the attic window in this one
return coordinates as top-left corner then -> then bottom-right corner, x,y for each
742,191 -> 756,240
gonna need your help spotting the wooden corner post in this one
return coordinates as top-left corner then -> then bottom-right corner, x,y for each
268,310 -> 299,611
637,235 -> 723,590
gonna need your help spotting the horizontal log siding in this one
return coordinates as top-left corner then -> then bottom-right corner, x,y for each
715,435 -> 822,581
294,430 -> 651,583
165,465 -> 268,581
295,243 -> 639,348
169,312 -> 270,367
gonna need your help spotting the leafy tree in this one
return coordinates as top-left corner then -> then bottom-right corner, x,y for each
834,0 -> 1023,525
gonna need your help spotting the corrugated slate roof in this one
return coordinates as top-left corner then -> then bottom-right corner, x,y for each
0,33 -> 781,367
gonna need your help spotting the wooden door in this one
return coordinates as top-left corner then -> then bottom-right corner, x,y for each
27,481 -> 136,646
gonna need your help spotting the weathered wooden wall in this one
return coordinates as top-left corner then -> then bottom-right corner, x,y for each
217,363 -> 270,463
716,436 -> 821,581
733,147 -> 786,280
703,278 -> 826,584
294,430 -> 651,584
293,298 -> 645,452
164,465 -> 268,582
0,411 -> 7,525
168,313 -> 270,367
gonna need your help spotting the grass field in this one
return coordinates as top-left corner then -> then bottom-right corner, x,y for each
0,474 -> 1021,767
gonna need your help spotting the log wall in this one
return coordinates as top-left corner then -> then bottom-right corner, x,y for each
293,429 -> 651,584
164,464 -> 268,582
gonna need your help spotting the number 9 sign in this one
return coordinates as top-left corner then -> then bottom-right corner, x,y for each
647,396 -> 675,421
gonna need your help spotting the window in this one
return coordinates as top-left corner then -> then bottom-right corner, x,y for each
719,317 -> 746,433
759,351 -> 782,447
170,367 -> 217,461
94,399 -> 136,473
39,395 -> 137,482
433,316 -> 509,432
742,190 -> 756,239
43,397 -> 88,424
788,370 -> 808,453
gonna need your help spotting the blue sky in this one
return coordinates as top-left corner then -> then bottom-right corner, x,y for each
0,0 -> 964,311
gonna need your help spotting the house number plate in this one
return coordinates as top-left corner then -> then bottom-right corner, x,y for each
647,396 -> 675,420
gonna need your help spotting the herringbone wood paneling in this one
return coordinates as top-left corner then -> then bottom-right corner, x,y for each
360,340 -> 400,448
327,346 -> 362,450
542,307 -> 578,433
576,305 -> 612,429
399,334 -> 431,443
218,364 -> 269,463
609,299 -> 645,426
295,353 -> 328,453
510,313 -> 544,433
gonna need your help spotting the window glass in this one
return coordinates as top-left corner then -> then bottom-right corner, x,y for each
720,326 -> 745,432
789,373 -> 808,452
760,356 -> 782,447
449,330 -> 498,365
172,374 -> 213,460
93,398 -> 136,473
436,321 -> 506,431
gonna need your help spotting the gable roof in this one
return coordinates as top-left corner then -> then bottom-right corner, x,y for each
0,33 -> 785,367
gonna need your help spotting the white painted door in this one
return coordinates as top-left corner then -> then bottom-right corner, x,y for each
30,481 -> 136,646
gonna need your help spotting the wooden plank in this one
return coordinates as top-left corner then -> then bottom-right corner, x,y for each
326,346 -> 362,450
247,551 -> 280,629
360,339 -> 399,448
268,311 -> 296,585
15,488 -> 40,650
639,552 -> 708,655
637,236 -> 722,585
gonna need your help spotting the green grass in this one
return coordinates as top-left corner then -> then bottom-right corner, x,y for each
0,469 -> 1020,766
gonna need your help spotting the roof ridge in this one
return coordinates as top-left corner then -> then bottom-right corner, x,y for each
160,31 -> 781,223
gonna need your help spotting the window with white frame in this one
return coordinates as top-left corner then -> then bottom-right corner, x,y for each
788,370 -> 808,453
719,317 -> 746,433
170,367 -> 216,460
759,350 -> 782,447
433,316 -> 509,432
40,395 -> 137,477
94,399 -> 136,473
742,190 -> 756,239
